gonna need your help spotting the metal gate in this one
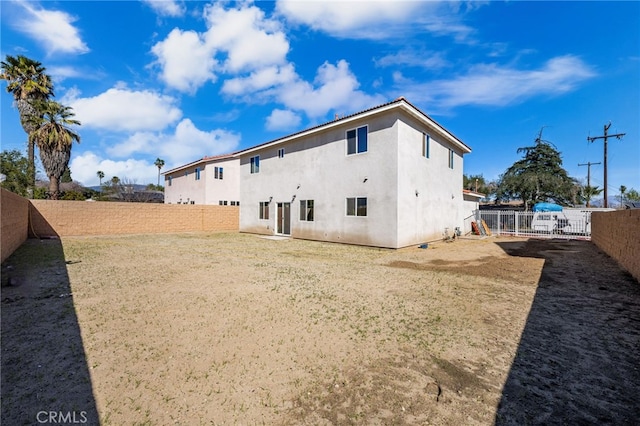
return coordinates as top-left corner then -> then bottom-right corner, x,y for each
472,210 -> 592,240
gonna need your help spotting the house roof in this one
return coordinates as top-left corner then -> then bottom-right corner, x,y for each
163,152 -> 237,175
164,97 -> 471,175
463,189 -> 486,199
235,97 -> 471,156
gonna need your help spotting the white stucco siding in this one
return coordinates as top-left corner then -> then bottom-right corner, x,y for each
396,115 -> 465,246
239,114 -> 400,247
164,165 -> 206,204
204,158 -> 240,205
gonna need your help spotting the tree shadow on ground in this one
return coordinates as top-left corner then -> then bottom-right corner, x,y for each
494,239 -> 640,425
1,238 -> 99,425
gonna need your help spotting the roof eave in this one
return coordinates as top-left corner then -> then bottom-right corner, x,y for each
235,98 -> 471,157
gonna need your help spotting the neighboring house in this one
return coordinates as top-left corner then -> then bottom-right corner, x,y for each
463,189 -> 485,233
164,97 -> 473,248
163,154 -> 240,206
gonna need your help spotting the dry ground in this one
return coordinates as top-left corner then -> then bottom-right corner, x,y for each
2,233 -> 639,425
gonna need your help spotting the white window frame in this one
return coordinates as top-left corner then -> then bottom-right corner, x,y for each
259,201 -> 269,220
423,133 -> 430,158
251,156 -> 260,174
346,197 -> 367,217
214,166 -> 224,180
299,199 -> 314,222
346,125 -> 368,155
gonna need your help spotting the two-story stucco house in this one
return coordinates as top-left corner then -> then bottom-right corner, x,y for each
237,97 -> 471,248
163,154 -> 240,206
164,97 -> 474,248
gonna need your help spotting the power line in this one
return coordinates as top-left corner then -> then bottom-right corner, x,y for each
578,161 -> 601,188
578,161 -> 602,207
587,123 -> 625,208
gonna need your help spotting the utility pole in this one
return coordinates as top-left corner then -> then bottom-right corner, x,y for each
578,161 -> 601,207
578,161 -> 601,187
587,123 -> 625,208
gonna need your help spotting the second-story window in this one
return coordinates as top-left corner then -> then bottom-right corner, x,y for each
347,125 -> 368,155
214,166 -> 224,179
251,156 -> 260,174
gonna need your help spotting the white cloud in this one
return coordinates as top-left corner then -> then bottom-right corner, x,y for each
150,3 -> 289,93
151,28 -> 218,94
71,119 -> 241,186
375,51 -> 451,70
277,60 -> 384,117
142,0 -> 185,17
276,0 -> 436,40
66,86 -> 183,132
105,118 -> 240,166
222,64 -> 297,96
204,3 -> 290,72
69,151 -> 156,187
397,55 -> 596,109
266,109 -> 302,132
167,119 -> 240,164
16,2 -> 89,55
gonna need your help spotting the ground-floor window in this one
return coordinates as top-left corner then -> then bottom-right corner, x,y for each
346,197 -> 367,216
259,201 -> 269,219
299,199 -> 314,221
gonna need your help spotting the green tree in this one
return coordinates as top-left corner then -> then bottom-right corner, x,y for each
0,55 -> 54,197
154,158 -> 165,186
61,166 -> 72,183
0,149 -> 30,196
496,130 -> 578,209
146,183 -> 164,192
28,100 -> 81,199
97,170 -> 104,187
463,174 -> 497,198
619,185 -> 627,206
626,188 -> 640,202
60,190 -> 86,200
582,185 -> 603,208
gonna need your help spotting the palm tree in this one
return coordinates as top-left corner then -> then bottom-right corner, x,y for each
619,185 -> 627,207
97,170 -> 104,188
154,157 -> 165,186
582,185 -> 603,207
0,55 -> 54,198
28,100 -> 80,199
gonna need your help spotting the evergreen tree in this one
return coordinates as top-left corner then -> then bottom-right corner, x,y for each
497,129 -> 579,209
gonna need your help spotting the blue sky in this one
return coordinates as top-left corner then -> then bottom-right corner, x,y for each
1,1 -> 638,194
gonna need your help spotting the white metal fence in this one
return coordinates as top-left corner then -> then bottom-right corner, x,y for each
474,210 -> 592,240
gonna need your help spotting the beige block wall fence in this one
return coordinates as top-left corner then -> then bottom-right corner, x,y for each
591,209 -> 640,283
1,188 -> 238,263
1,189 -> 30,263
2,188 -> 639,282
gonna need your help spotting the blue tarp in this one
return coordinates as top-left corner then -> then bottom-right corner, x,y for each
532,202 -> 563,212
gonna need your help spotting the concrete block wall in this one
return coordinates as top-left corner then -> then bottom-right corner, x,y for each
29,201 -> 239,237
591,209 -> 640,282
1,189 -> 30,263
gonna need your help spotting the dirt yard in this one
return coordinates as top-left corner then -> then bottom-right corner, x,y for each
2,233 -> 639,425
